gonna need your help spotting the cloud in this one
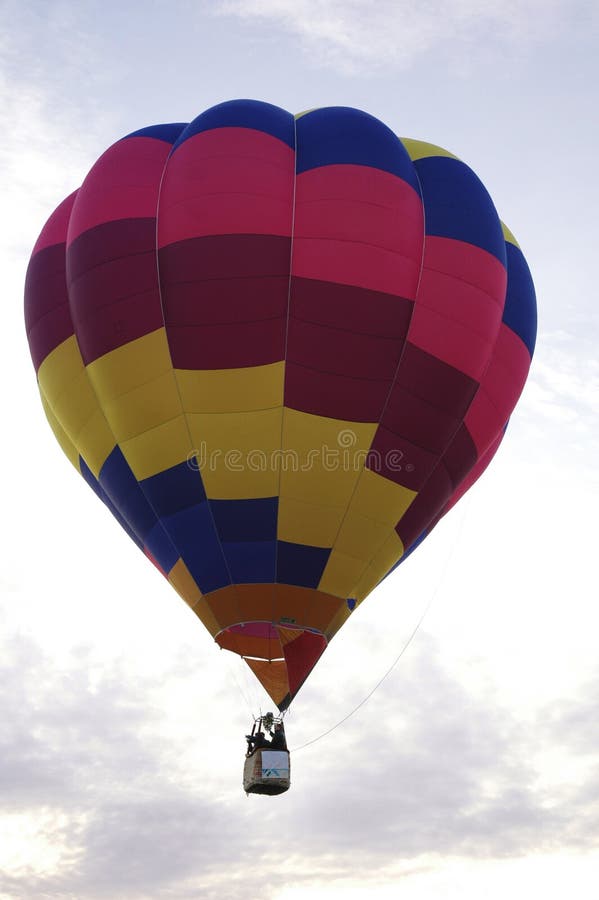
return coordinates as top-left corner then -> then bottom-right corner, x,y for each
214,0 -> 588,73
3,621 -> 598,899
0,627 -> 248,899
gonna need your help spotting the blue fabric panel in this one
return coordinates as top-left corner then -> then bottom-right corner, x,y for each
210,497 -> 278,542
98,447 -> 156,541
503,242 -> 537,356
296,107 -> 420,193
413,156 -> 506,264
172,100 -> 296,152
140,461 -> 206,518
122,123 -> 188,143
144,521 -> 180,574
163,503 -> 230,594
222,540 -> 277,583
276,541 -> 331,588
79,456 -> 143,550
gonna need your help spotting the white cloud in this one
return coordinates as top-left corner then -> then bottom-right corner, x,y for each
215,0 -> 589,73
3,623 -> 599,899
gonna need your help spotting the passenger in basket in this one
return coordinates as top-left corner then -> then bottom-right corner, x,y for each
270,723 -> 287,751
246,730 -> 269,755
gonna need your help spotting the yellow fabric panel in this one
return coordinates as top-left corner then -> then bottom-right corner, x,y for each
168,557 -> 202,605
188,408 -> 283,499
49,367 -> 102,446
276,495 -> 345,547
324,603 -> 352,642
244,658 -> 289,708
318,549 -> 369,599
176,362 -> 284,413
348,468 -> 417,525
401,138 -> 459,162
100,371 -> 183,443
37,335 -> 81,400
40,391 -> 79,469
279,409 -> 377,507
333,512 -> 396,561
168,559 -> 221,637
119,415 -> 192,480
352,531 -> 405,603
37,337 -> 116,477
76,408 -> 117,477
86,329 -> 172,403
501,221 -> 520,248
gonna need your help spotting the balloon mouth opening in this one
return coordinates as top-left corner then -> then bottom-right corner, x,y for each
216,620 -> 327,710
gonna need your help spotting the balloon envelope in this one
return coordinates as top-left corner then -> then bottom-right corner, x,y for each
25,100 -> 537,710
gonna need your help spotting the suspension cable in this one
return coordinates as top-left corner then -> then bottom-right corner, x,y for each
290,499 -> 470,753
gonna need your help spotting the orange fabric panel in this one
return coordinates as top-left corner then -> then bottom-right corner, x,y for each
273,585 -> 345,633
203,585 -> 247,630
278,626 -> 305,647
216,632 -> 283,660
206,584 -> 275,629
203,583 -> 346,633
244,658 -> 289,708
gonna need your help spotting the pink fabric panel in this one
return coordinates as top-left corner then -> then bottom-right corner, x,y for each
157,128 -> 295,246
32,191 -> 78,254
292,238 -> 421,296
294,164 -> 423,261
66,137 -> 171,244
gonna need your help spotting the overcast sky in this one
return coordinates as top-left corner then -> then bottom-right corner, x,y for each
2,1 -> 599,897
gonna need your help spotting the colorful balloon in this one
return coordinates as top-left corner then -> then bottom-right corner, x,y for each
25,100 -> 536,710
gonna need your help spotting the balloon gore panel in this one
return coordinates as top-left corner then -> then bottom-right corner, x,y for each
25,101 -> 537,709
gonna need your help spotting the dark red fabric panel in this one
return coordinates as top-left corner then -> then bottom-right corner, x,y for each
367,426 -> 439,491
161,276 -> 289,326
73,290 -> 165,365
167,318 -> 286,369
66,218 -> 157,281
25,193 -> 77,370
158,234 -> 291,369
395,465 -> 453,549
67,218 -> 163,365
284,363 -> 392,422
25,245 -> 73,371
394,425 -> 476,548
286,317 -> 402,381
381,385 -> 460,454
283,631 -> 327,699
390,343 -> 479,419
158,234 -> 292,289
442,423 -> 478,488
440,429 -> 505,520
290,278 -> 413,340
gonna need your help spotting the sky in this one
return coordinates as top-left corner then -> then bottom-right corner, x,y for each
1,1 -> 599,897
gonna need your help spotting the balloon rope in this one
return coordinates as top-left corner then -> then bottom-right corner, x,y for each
290,498 -> 470,753
226,656 -> 257,719
289,593 -> 433,752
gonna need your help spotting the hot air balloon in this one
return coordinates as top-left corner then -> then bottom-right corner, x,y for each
24,101 -> 537,771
